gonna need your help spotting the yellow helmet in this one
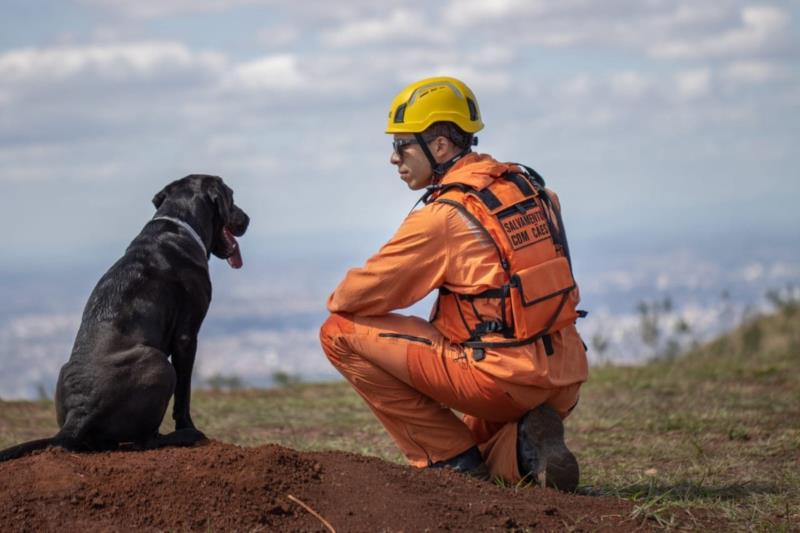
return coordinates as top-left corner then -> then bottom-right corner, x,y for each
385,76 -> 484,134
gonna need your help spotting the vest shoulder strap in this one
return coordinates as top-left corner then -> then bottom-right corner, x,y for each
435,197 -> 510,273
505,172 -> 535,197
513,163 -> 547,188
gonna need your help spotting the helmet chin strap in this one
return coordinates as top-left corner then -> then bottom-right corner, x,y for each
414,133 -> 472,186
412,133 -> 476,209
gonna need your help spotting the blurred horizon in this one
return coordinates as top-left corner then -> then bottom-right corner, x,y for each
3,227 -> 798,399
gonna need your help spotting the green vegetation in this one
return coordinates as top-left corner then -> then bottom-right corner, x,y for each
1,307 -> 797,530
571,307 -> 799,530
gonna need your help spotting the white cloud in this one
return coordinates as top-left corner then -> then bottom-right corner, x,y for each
221,54 -> 306,91
439,1 -> 792,65
257,26 -> 302,48
650,5 -> 790,60
609,71 -> 651,99
78,0 -> 261,19
650,4 -> 730,28
675,68 -> 711,99
0,42 -> 225,84
81,0 -> 415,21
444,0 -> 544,27
562,74 -> 594,97
470,44 -> 515,65
721,60 -> 780,84
0,143 -> 126,183
322,9 -> 440,47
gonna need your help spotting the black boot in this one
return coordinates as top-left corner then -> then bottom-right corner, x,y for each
430,445 -> 490,481
517,404 -> 579,492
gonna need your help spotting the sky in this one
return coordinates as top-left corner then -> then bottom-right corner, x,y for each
1,0 -> 798,272
1,1 -> 799,398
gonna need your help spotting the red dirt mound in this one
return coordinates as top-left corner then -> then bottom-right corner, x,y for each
0,440 -> 684,531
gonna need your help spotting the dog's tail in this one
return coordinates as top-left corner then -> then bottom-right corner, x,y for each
0,435 -> 62,462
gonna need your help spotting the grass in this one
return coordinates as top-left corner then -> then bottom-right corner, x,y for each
571,307 -> 800,530
1,307 -> 798,530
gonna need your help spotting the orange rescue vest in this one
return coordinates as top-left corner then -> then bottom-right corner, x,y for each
428,164 -> 584,360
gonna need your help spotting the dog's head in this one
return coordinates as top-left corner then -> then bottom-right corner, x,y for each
152,174 -> 250,268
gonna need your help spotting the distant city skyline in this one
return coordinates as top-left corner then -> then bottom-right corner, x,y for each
1,232 -> 797,399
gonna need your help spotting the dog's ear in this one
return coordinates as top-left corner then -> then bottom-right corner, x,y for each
152,180 -> 178,209
207,177 -> 233,225
152,179 -> 184,209
152,188 -> 168,209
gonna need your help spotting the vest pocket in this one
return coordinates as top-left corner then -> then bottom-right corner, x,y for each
509,256 -> 578,339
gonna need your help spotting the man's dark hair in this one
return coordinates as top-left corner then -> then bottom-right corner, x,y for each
421,122 -> 473,150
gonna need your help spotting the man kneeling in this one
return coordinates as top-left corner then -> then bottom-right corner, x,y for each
320,77 -> 588,490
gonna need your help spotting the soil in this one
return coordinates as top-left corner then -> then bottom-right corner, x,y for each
0,440 -> 704,532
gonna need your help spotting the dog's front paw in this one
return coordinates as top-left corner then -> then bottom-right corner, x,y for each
158,428 -> 207,447
186,428 -> 207,442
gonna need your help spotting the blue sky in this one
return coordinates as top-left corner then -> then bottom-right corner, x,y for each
1,0 -> 798,271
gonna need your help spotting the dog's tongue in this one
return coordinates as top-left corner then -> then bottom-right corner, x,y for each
223,227 -> 243,269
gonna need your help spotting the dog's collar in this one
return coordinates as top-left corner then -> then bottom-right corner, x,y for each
151,216 -> 207,258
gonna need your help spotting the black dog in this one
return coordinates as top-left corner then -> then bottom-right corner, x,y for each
0,174 -> 249,461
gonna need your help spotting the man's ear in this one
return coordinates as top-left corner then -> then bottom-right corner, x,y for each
432,136 -> 452,158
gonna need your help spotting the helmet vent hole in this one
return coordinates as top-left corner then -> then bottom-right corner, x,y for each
466,97 -> 478,121
394,103 -> 407,123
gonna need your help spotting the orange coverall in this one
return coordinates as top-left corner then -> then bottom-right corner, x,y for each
319,153 -> 588,483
